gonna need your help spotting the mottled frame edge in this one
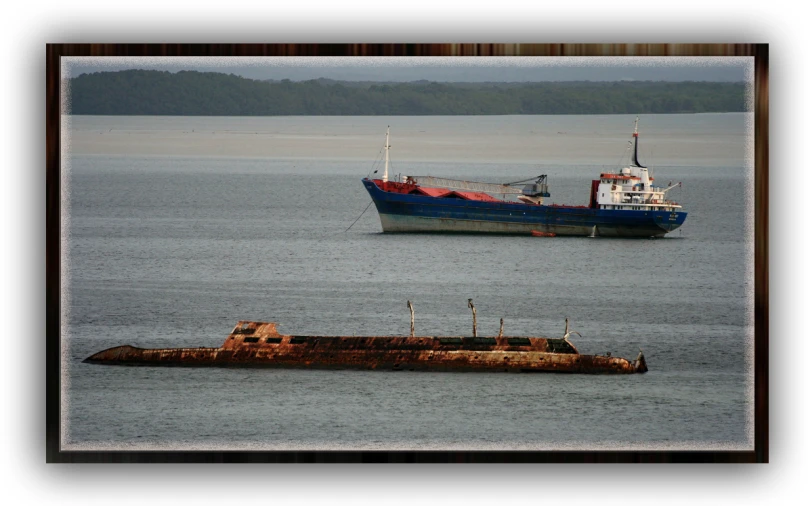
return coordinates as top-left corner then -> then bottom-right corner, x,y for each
45,43 -> 769,464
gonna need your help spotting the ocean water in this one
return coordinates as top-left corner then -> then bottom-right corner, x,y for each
62,114 -> 753,450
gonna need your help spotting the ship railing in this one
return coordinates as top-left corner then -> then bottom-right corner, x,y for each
621,198 -> 677,205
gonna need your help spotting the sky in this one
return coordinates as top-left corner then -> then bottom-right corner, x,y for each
65,57 -> 749,82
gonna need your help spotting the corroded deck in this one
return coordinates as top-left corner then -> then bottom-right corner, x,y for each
84,321 -> 648,374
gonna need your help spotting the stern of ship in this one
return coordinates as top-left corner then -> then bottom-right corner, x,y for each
652,210 -> 687,234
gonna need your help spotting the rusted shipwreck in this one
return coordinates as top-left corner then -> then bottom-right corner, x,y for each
84,301 -> 647,375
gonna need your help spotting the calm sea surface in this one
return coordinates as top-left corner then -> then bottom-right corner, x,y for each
63,114 -> 753,450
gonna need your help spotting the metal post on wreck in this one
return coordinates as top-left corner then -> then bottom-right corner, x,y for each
563,318 -> 581,341
407,300 -> 415,337
468,299 -> 477,337
498,318 -> 504,338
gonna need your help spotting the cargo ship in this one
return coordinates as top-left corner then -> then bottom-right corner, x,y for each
361,118 -> 686,237
83,302 -> 647,374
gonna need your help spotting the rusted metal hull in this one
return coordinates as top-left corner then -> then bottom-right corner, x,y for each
84,321 -> 648,374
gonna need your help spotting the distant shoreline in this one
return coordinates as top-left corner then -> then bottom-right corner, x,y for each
68,70 -> 748,117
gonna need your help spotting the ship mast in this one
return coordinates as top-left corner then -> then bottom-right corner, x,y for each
383,126 -> 390,183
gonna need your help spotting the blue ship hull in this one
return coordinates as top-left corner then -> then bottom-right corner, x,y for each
362,179 -> 687,238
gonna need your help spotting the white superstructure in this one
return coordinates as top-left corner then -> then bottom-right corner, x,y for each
595,117 -> 682,212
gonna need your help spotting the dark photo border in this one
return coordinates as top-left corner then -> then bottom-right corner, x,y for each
45,43 -> 768,463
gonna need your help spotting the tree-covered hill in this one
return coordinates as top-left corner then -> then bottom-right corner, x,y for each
68,70 -> 747,116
